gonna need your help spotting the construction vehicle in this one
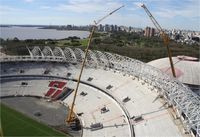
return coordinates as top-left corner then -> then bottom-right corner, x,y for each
66,5 -> 124,125
141,4 -> 176,77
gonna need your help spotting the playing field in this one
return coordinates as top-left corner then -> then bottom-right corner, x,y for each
0,103 -> 68,137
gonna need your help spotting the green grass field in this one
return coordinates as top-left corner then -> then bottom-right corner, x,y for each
79,38 -> 89,47
0,103 -> 68,137
56,39 -> 71,46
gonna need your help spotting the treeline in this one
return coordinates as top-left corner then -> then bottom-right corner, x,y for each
90,31 -> 199,62
0,36 -> 82,55
1,31 -> 199,62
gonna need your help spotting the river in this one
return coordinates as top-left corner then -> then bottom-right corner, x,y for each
0,26 -> 90,40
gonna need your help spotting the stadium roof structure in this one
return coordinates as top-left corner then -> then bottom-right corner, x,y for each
1,46 -> 200,137
148,56 -> 200,86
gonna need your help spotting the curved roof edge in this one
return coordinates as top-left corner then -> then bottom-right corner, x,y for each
148,56 -> 200,86
1,46 -> 200,136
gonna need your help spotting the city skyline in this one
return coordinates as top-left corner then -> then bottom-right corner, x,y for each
0,0 -> 199,31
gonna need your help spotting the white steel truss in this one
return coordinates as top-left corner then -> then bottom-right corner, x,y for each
1,46 -> 199,136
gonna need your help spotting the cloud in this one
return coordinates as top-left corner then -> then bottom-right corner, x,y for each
40,6 -> 51,9
1,0 -> 199,30
133,2 -> 143,7
0,5 -> 24,15
155,6 -> 200,18
24,0 -> 34,3
103,12 -> 152,27
126,2 -> 143,12
55,0 -> 123,14
150,0 -> 200,18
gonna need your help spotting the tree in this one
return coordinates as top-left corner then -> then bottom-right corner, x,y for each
0,38 -> 4,43
13,37 -> 19,42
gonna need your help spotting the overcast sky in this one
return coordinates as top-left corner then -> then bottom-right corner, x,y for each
0,0 -> 199,30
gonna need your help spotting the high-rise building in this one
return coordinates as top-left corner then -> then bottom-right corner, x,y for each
114,25 -> 118,31
110,25 -> 114,32
98,24 -> 104,32
150,27 -> 155,37
104,24 -> 110,32
144,27 -> 155,37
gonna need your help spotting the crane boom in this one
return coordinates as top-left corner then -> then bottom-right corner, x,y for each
66,5 -> 124,123
141,4 -> 176,77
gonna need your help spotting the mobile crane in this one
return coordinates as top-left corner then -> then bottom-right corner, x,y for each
141,4 -> 176,77
66,5 -> 124,125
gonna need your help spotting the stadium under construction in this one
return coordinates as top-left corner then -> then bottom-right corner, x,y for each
1,46 -> 200,137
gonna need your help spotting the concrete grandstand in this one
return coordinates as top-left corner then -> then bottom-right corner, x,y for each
0,46 -> 200,137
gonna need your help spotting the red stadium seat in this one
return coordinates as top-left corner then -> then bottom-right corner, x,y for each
48,81 -> 66,89
45,88 -> 56,96
51,90 -> 63,98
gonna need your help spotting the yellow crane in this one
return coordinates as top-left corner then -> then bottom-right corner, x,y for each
141,4 -> 176,77
66,5 -> 124,124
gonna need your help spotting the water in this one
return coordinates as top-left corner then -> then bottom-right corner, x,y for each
0,26 -> 90,40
